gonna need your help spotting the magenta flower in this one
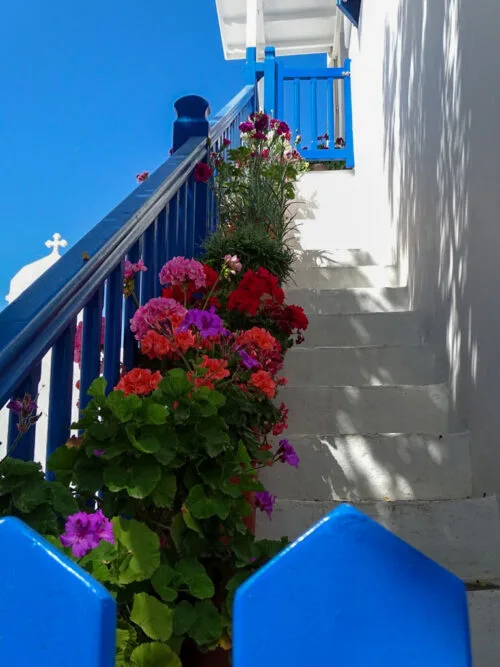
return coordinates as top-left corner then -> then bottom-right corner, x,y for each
179,306 -> 227,339
223,138 -> 231,147
93,449 -> 105,457
136,171 -> 149,183
124,258 -> 147,280
239,121 -> 254,133
60,510 -> 114,558
159,256 -> 206,290
255,491 -> 276,519
277,439 -> 299,468
7,394 -> 37,416
253,131 -> 267,141
130,297 -> 187,341
194,162 -> 213,183
250,112 -> 270,132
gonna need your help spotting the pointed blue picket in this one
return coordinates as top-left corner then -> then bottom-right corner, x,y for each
0,517 -> 116,666
233,505 -> 471,667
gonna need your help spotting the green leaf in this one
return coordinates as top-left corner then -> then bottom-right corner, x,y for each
226,572 -> 251,613
170,513 -> 186,553
135,426 -> 162,454
151,472 -> 176,508
73,458 -> 103,492
182,508 -> 203,536
173,601 -> 196,635
166,368 -> 192,396
21,503 -> 60,535
116,625 -> 137,664
146,403 -> 169,425
11,477 -> 49,513
189,601 -> 223,647
127,459 -> 161,499
152,565 -> 177,602
87,376 -> 107,397
87,420 -> 119,442
49,483 -> 78,516
176,558 -> 215,600
98,439 -> 130,460
0,457 -> 43,477
103,464 -> 129,492
130,592 -> 173,641
185,485 -> 230,520
114,518 -> 160,584
130,642 -> 181,667
107,391 -> 141,422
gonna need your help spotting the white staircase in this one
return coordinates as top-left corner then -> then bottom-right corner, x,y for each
257,173 -> 500,665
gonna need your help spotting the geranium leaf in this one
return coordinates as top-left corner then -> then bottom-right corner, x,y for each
175,558 -> 215,600
130,642 -> 181,667
130,592 -> 173,641
173,601 -> 196,635
127,459 -> 161,499
151,471 -> 176,508
189,601 -> 223,647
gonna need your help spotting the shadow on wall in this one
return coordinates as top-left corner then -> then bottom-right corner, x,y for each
382,0 -> 500,494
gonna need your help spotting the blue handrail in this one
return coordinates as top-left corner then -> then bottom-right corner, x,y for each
0,84 -> 255,461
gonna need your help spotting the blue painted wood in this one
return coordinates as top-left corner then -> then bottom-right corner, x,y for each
327,78 -> 335,145
310,78 -> 318,149
343,59 -> 355,169
193,174 -> 208,256
103,261 -> 124,392
337,0 -> 361,27
141,224 -> 156,304
281,67 -> 345,80
167,192 -> 180,259
302,148 -> 350,162
47,320 -> 76,467
276,60 -> 284,119
234,505 -> 471,667
155,208 -> 167,296
79,287 -> 103,411
173,95 -> 210,153
293,78 -> 300,138
7,363 -> 41,460
245,46 -> 257,87
264,46 -> 277,115
122,240 -> 140,372
0,517 -> 116,666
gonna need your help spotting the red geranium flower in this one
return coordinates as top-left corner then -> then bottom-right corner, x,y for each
141,331 -> 171,360
248,370 -> 276,399
115,368 -> 162,396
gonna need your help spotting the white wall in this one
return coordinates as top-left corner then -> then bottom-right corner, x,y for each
349,0 -> 500,494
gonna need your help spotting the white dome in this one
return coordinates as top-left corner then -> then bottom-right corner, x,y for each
5,233 -> 68,304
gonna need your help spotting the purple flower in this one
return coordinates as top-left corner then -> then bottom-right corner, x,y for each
277,439 -> 299,468
250,112 -> 270,132
253,131 -> 267,141
180,306 -> 228,339
255,491 -> 276,519
239,121 -> 254,133
238,349 -> 260,370
60,510 -> 114,558
93,449 -> 105,457
7,394 -> 37,416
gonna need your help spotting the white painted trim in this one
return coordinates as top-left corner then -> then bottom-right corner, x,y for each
246,0 -> 258,48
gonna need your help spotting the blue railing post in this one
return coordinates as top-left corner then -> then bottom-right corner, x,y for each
233,505 -> 471,666
173,96 -> 210,255
264,46 -> 277,116
0,517 -> 116,666
245,46 -> 257,87
343,59 -> 355,169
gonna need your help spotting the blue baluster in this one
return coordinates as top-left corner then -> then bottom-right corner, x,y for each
311,78 -> 318,150
155,208 -> 167,293
122,241 -> 139,373
168,192 -> 180,258
46,321 -> 76,473
80,287 -> 104,411
141,224 -> 155,303
6,364 -> 42,461
343,59 -> 355,168
186,175 -> 196,258
276,61 -> 284,118
327,78 -> 335,154
103,261 -> 124,392
293,78 -> 301,139
264,46 -> 277,115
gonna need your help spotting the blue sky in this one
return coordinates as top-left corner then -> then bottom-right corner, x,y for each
0,1 -> 325,304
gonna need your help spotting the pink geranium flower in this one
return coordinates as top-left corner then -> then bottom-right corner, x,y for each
159,257 -> 206,289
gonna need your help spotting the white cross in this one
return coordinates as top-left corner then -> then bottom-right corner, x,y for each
45,233 -> 68,256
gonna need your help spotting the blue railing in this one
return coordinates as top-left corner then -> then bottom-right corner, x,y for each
261,46 -> 355,167
0,85 -> 256,463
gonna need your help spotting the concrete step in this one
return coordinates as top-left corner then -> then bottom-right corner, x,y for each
280,384 -> 450,434
260,433 -> 471,501
286,286 -> 409,315
305,311 -> 423,347
285,345 -> 443,386
290,265 -> 400,289
293,248 -> 387,268
256,497 -> 500,584
468,589 -> 500,667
